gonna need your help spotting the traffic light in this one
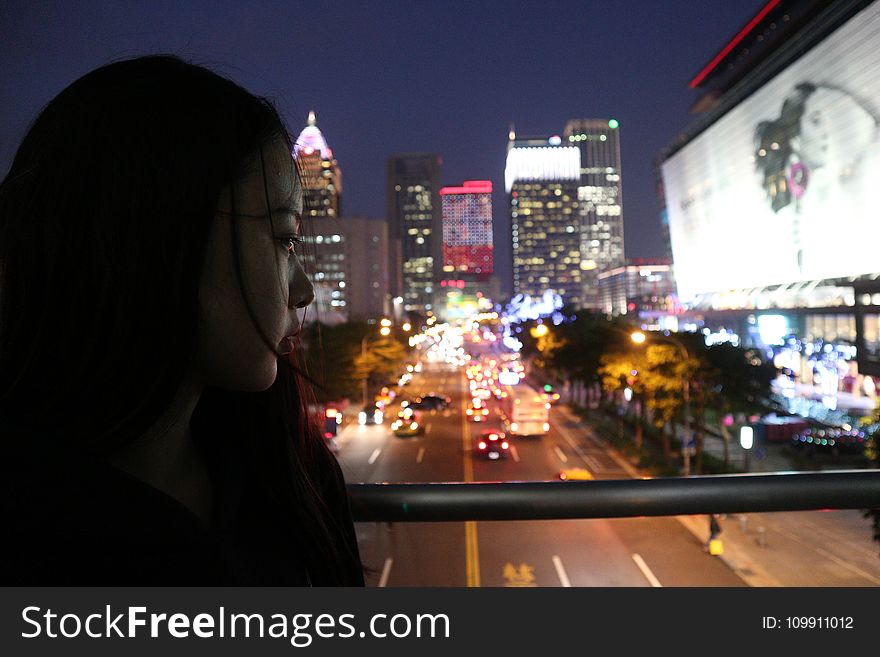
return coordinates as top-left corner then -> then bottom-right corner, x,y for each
543,384 -> 552,393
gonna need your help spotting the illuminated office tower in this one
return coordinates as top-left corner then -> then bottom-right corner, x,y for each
294,111 -> 345,321
563,118 -> 625,310
438,180 -> 495,319
505,131 -> 582,307
387,153 -> 442,318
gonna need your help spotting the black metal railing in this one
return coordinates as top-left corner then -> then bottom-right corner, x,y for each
347,470 -> 880,522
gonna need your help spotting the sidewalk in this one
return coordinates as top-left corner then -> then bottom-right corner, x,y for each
556,404 -> 880,587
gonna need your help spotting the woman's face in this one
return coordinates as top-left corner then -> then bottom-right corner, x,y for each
195,136 -> 314,392
798,87 -> 877,170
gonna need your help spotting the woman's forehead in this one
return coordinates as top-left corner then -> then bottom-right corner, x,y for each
234,139 -> 299,208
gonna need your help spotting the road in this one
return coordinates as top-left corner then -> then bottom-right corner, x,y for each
337,359 -> 748,587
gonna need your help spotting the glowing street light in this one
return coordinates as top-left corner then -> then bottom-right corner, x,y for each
531,324 -> 549,338
402,322 -> 412,332
630,331 -> 646,344
380,318 -> 392,328
379,326 -> 391,337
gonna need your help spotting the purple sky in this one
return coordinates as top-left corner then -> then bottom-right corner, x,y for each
0,0 -> 766,291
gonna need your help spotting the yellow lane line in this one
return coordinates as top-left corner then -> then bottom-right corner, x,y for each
461,368 -> 480,587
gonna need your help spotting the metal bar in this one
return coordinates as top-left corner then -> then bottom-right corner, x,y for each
347,470 -> 880,522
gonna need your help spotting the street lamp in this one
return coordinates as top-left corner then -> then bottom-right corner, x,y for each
631,330 -> 693,476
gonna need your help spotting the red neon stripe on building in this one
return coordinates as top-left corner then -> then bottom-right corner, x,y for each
440,181 -> 493,195
688,0 -> 781,89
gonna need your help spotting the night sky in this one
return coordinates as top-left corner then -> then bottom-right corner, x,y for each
0,0 -> 765,293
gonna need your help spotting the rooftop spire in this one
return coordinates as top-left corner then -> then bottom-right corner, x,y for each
307,110 -> 316,126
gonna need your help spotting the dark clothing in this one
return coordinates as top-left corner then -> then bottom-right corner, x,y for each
708,514 -> 722,539
1,428 -> 364,586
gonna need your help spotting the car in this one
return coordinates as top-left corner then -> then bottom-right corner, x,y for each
391,417 -> 423,437
418,394 -> 451,410
476,430 -> 509,460
358,403 -> 384,425
466,397 -> 491,422
557,468 -> 594,481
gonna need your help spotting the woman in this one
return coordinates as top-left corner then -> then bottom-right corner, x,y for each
0,55 -> 364,585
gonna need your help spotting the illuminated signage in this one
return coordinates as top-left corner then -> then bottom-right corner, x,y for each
662,2 -> 880,301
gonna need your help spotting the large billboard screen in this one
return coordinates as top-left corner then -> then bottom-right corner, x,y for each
662,2 -> 880,303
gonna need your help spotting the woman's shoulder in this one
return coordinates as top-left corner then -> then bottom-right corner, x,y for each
0,434 -> 223,584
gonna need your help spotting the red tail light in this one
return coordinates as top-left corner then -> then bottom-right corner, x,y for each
478,441 -> 487,450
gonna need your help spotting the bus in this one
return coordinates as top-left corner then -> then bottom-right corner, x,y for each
499,383 -> 550,437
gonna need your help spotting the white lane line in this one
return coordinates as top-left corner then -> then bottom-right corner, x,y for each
368,448 -> 382,465
583,454 -> 602,471
632,554 -> 662,587
425,423 -> 432,435
378,558 -> 393,588
553,445 -> 568,463
552,556 -> 571,587
509,445 -> 521,462
416,447 -> 425,463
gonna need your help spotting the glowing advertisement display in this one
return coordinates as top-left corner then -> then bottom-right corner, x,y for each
662,3 -> 880,303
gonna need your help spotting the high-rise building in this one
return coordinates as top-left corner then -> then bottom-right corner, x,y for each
505,131 -> 582,307
438,180 -> 495,319
340,216 -> 390,320
596,258 -> 676,325
563,119 -> 625,309
386,154 -> 442,318
294,111 -> 345,321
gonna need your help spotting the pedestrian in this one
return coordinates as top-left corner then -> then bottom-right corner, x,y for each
706,514 -> 723,555
0,55 -> 364,585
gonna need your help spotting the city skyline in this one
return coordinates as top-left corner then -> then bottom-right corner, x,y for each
0,0 -> 768,292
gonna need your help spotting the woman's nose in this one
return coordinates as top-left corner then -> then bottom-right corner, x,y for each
291,270 -> 315,309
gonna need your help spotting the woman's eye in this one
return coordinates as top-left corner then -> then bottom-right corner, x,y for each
278,235 -> 303,255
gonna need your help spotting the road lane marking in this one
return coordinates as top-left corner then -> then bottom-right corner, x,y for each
378,558 -> 393,588
368,448 -> 381,464
466,521 -> 480,587
425,423 -> 431,434
509,445 -> 521,462
553,445 -> 568,463
583,454 -> 602,471
416,447 -> 425,463
632,554 -> 662,587
552,556 -> 571,587
461,368 -> 480,587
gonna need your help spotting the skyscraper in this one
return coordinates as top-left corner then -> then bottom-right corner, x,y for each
563,118 -> 625,309
386,153 -> 442,318
438,180 -> 495,319
294,111 -> 346,321
339,216 -> 390,320
505,131 -> 582,307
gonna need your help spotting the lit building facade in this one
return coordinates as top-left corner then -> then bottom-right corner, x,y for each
340,216 -> 390,320
387,154 -> 442,318
438,180 -> 495,320
563,119 -> 625,310
294,111 -> 346,321
596,259 -> 677,323
658,0 -> 880,413
505,133 -> 582,308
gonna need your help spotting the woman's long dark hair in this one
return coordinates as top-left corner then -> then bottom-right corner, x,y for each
0,55 -> 362,584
